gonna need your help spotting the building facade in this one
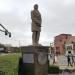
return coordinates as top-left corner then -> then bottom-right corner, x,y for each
54,34 -> 75,55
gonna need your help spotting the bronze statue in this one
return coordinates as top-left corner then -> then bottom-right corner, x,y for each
31,4 -> 42,46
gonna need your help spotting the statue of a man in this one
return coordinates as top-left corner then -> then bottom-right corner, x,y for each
31,4 -> 42,46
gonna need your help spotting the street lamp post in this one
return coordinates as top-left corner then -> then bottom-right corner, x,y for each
0,23 -> 11,37
49,42 -> 54,54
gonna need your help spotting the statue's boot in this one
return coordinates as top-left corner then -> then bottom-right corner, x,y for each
33,42 -> 37,46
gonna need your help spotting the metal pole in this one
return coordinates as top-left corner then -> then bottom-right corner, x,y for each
0,29 -> 5,32
0,23 -> 11,37
0,24 -> 8,31
0,24 -> 11,33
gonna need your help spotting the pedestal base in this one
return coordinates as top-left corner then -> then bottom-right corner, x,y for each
21,46 -> 49,75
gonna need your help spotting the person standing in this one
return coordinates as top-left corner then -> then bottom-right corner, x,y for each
53,54 -> 58,64
67,51 -> 72,66
31,4 -> 42,46
71,53 -> 75,66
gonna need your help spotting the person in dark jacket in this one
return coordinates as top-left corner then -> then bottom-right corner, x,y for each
67,51 -> 72,66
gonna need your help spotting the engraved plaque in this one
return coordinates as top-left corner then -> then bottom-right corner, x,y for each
23,54 -> 34,63
38,52 -> 47,65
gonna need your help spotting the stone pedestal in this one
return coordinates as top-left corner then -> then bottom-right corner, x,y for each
21,46 -> 49,75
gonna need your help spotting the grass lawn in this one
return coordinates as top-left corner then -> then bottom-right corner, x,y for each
0,53 -> 22,75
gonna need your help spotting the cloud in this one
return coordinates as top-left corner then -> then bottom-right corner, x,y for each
0,0 -> 15,13
0,0 -> 75,46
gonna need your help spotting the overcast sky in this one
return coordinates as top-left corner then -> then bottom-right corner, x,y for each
0,0 -> 75,46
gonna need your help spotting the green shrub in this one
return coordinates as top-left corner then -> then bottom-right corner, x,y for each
48,65 -> 60,74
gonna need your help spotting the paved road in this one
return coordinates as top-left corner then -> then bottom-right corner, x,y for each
0,53 -> 17,56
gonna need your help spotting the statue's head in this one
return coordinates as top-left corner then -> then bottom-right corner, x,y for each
34,4 -> 38,10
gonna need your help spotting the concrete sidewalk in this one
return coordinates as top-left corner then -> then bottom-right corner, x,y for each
49,55 -> 75,70
59,65 -> 75,70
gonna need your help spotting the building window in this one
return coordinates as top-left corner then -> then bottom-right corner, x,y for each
66,35 -> 68,39
60,39 -> 62,42
67,46 -> 72,50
